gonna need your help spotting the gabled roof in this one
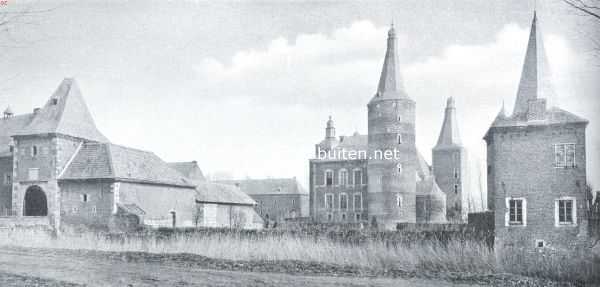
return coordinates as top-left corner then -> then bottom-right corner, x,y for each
371,25 -> 409,103
0,113 -> 35,157
434,97 -> 462,150
195,182 -> 256,205
16,78 -> 108,142
216,178 -> 307,195
169,161 -> 206,184
60,142 -> 194,187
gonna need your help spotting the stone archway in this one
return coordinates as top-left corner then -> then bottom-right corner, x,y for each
24,185 -> 48,216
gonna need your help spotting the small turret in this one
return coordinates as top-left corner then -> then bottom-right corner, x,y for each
325,116 -> 335,139
3,106 -> 13,119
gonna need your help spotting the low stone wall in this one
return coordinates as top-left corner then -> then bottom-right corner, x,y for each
0,216 -> 50,228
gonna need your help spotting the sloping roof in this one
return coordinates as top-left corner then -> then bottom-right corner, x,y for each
0,113 -> 35,157
16,78 -> 109,142
168,161 -> 206,183
195,182 -> 256,205
490,107 -> 588,129
216,178 -> 307,195
60,142 -> 194,187
416,150 -> 432,179
416,176 -> 445,200
117,203 -> 146,216
434,97 -> 462,149
371,25 -> 409,102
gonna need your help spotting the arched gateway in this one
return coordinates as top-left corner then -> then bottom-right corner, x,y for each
24,185 -> 48,216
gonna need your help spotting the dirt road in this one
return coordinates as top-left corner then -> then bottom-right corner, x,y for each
0,247 -> 480,287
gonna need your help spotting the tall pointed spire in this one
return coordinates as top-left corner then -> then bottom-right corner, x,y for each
435,97 -> 462,148
512,11 -> 553,120
373,24 -> 408,100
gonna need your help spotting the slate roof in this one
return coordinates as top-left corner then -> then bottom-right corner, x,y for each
434,97 -> 462,150
416,176 -> 446,203
16,78 -> 109,142
195,182 -> 256,205
168,161 -> 206,184
216,178 -> 308,195
416,150 -> 432,180
60,142 -> 194,187
0,113 -> 35,157
371,25 -> 409,103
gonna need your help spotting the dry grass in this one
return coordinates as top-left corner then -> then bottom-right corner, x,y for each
0,228 -> 495,274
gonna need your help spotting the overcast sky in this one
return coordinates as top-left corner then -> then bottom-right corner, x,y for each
1,0 -> 599,190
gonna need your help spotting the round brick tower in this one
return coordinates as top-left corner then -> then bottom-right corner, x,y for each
367,24 -> 417,229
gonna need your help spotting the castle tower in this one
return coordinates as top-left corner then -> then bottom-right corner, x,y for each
484,12 -> 588,261
433,97 -> 467,222
367,24 -> 417,228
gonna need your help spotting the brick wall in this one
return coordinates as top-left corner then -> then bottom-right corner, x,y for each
487,123 -> 588,258
433,147 -> 468,221
251,193 -> 308,223
59,180 -> 113,229
309,159 -> 368,223
0,156 -> 12,215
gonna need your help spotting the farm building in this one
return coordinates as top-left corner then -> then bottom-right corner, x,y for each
0,78 -> 246,231
195,182 -> 264,229
216,178 -> 308,224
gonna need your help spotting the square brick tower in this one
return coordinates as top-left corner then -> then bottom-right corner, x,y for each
484,12 -> 589,261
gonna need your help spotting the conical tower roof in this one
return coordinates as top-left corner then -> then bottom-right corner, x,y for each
434,97 -> 462,149
17,78 -> 109,142
371,24 -> 408,102
511,12 -> 554,120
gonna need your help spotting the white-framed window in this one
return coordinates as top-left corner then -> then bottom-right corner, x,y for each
3,173 -> 11,186
339,169 -> 348,186
91,206 -> 97,215
340,193 -> 348,210
397,163 -> 403,174
353,169 -> 362,185
325,193 -> 334,210
505,197 -> 526,226
31,145 -> 38,157
71,207 -> 78,214
397,194 -> 403,208
81,194 -> 89,202
325,170 -> 334,186
397,134 -> 403,144
353,193 -> 362,210
27,168 -> 39,181
555,197 -> 577,226
554,143 -> 576,168
535,239 -> 545,248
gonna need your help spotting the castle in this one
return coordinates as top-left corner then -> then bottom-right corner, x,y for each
485,13 -> 590,260
309,25 -> 470,228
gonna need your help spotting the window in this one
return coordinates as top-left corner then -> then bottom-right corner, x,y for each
325,170 -> 333,186
454,184 -> 458,194
453,167 -> 459,179
555,198 -> 576,226
397,163 -> 403,174
27,168 -> 39,181
507,198 -> 525,226
327,213 -> 333,222
341,213 -> 346,221
340,193 -> 348,210
397,194 -> 403,208
353,193 -> 362,210
91,206 -> 97,215
81,194 -> 88,202
397,115 -> 401,122
292,199 -> 296,206
325,193 -> 334,210
31,145 -> 38,157
487,165 -> 491,175
3,173 -> 11,186
353,169 -> 362,185
339,169 -> 348,186
397,134 -> 403,144
554,143 -> 576,168
536,240 -> 545,248
355,213 -> 361,221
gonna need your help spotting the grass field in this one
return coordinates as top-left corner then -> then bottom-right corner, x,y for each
0,227 -> 598,285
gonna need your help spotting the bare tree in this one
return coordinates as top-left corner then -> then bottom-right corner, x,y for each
563,0 -> 600,20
